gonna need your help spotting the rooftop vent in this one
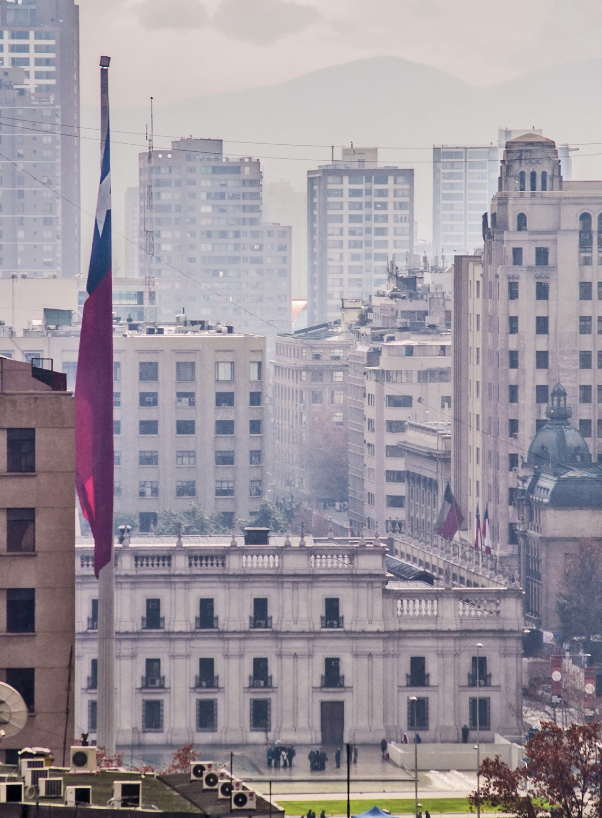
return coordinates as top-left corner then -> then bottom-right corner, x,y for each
244,527 -> 270,546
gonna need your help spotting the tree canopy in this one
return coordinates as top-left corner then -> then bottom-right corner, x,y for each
471,721 -> 602,818
557,541 -> 602,649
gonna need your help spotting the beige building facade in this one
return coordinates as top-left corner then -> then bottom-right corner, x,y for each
454,133 -> 602,566
0,356 -> 75,763
1,326 -> 266,532
75,534 -> 524,759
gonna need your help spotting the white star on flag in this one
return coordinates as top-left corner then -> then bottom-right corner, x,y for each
95,170 -> 111,237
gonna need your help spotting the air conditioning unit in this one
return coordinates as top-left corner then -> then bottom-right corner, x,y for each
19,758 -> 47,777
217,773 -> 234,800
40,779 -> 63,798
70,746 -> 97,773
232,789 -> 256,810
113,781 -> 141,809
147,677 -> 162,688
190,761 -> 214,781
512,466 -> 518,473
0,783 -> 23,803
65,786 -> 92,806
202,769 -> 220,790
24,768 -> 48,788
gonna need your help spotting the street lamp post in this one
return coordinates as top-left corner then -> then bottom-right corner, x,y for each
476,642 -> 484,818
410,695 -> 418,817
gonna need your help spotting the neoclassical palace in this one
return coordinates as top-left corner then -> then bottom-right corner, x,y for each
75,533 -> 523,755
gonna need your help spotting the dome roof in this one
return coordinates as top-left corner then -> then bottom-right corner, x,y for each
527,384 -> 591,468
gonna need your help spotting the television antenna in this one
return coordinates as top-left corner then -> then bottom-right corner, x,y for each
143,96 -> 156,321
0,682 -> 28,740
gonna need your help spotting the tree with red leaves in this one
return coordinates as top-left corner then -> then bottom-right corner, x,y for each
470,721 -> 602,818
161,743 -> 201,774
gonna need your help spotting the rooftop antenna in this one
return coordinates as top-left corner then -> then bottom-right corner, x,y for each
143,97 -> 156,321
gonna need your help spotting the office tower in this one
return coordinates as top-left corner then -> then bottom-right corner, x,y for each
0,355 -> 74,764
0,0 -> 79,279
137,138 -> 292,336
432,144 -> 499,260
263,180 -> 306,299
307,148 -> 414,325
453,132 -> 602,571
124,186 -> 139,277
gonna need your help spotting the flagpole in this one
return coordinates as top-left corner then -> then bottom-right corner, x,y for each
96,55 -> 116,756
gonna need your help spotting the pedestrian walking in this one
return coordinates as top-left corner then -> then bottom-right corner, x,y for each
320,810 -> 326,818
353,745 -> 358,764
461,724 -> 469,743
335,748 -> 341,768
402,733 -> 408,744
425,810 -> 431,818
415,733 -> 422,744
308,750 -> 315,771
267,746 -> 273,768
287,746 -> 294,768
380,737 -> 387,759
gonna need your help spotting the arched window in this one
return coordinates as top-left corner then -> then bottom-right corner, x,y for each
517,213 -> 527,232
541,171 -> 547,191
579,213 -> 593,265
530,171 -> 537,191
519,171 -> 526,192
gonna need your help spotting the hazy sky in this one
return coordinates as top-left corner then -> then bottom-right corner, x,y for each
81,0 -> 602,108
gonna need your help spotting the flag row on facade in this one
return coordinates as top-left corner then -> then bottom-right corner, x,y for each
435,484 -> 492,555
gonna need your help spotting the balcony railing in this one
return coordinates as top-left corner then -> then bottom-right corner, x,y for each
320,616 -> 344,629
195,675 -> 219,689
195,616 -> 218,630
321,675 -> 345,688
141,617 -> 165,630
87,617 -> 98,630
249,675 -> 273,688
406,673 -> 430,687
249,616 -> 272,629
467,673 -> 492,687
141,675 -> 165,689
86,676 -> 97,690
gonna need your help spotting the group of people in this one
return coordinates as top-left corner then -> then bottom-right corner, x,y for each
308,749 -> 328,770
303,811 -> 327,818
267,744 -> 296,768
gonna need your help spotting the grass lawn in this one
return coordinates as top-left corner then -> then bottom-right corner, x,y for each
279,798 -> 474,815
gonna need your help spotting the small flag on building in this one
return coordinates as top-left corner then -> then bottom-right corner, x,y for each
481,505 -> 492,555
75,70 -> 114,578
435,483 -> 464,541
474,504 -> 481,550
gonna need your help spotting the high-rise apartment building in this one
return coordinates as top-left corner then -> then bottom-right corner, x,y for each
0,0 -> 79,279
433,130 -> 573,262
307,149 -> 414,325
432,144 -> 499,260
138,138 -> 292,336
6,324 -> 266,533
124,186 -> 139,278
0,355 -> 74,764
453,132 -> 602,568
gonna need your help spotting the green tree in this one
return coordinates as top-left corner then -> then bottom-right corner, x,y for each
556,541 -> 602,650
153,503 -> 227,536
240,497 -> 298,534
113,511 -> 137,536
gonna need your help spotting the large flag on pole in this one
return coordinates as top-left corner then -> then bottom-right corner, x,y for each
75,57 -> 113,578
474,504 -> 481,550
481,505 -> 492,555
435,483 -> 464,540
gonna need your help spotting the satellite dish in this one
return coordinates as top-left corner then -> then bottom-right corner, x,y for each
0,683 -> 28,737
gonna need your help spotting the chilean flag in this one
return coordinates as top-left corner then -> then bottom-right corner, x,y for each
75,101 -> 113,578
474,504 -> 481,550
435,483 -> 464,541
481,505 -> 492,555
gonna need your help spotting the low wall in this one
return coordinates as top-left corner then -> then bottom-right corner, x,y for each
387,740 -> 523,771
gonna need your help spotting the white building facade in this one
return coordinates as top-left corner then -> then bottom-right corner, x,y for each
75,535 -> 524,755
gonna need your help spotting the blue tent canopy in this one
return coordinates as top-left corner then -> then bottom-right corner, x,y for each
352,808 -> 391,818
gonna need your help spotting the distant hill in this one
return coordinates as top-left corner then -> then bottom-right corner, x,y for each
80,55 -> 602,269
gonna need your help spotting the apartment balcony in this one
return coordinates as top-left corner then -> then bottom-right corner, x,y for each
141,617 -> 165,630
249,675 -> 273,689
195,675 -> 219,689
141,675 -> 165,689
467,673 -> 492,687
320,615 -> 344,629
249,615 -> 272,629
195,616 -> 218,630
406,673 -> 430,687
321,675 -> 345,688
